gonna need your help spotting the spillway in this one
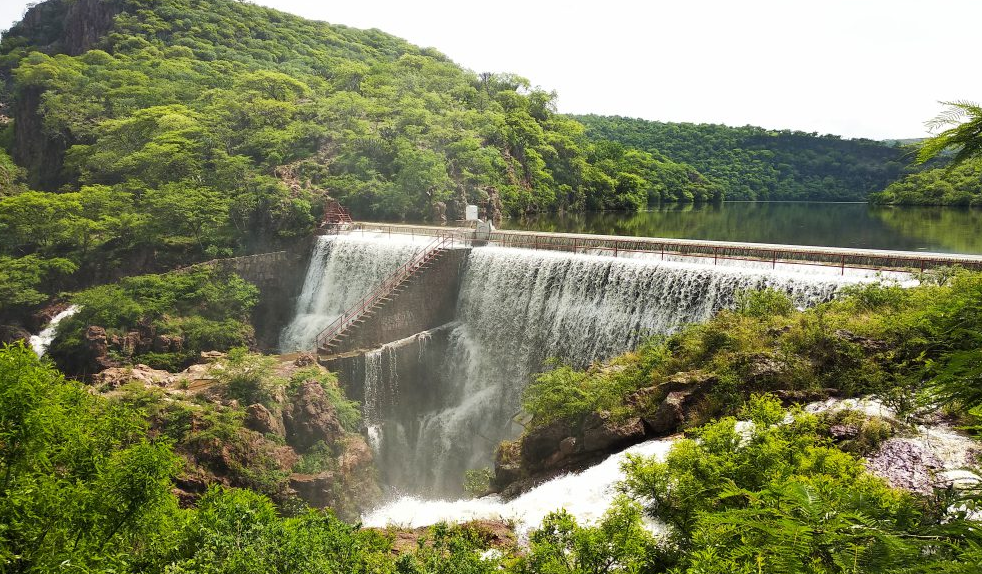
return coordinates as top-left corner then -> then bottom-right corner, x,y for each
282,233 -> 870,496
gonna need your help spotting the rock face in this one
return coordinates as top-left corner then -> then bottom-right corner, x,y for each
289,436 -> 380,519
245,403 -> 285,436
867,439 -> 946,495
90,356 -> 381,518
494,369 -> 723,496
0,325 -> 31,345
497,411 -> 648,497
283,380 -> 346,451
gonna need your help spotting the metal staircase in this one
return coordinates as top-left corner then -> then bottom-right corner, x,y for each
314,233 -> 457,355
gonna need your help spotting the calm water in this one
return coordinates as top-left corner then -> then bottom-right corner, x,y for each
500,203 -> 982,255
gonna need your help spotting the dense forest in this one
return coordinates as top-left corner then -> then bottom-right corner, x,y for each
0,0 -> 722,325
574,114 -> 917,201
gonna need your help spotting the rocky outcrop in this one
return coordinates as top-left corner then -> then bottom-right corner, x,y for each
493,366 -> 846,497
0,325 -> 31,345
496,411 -> 648,497
92,355 -> 381,518
283,380 -> 346,452
95,364 -> 175,388
245,403 -> 285,436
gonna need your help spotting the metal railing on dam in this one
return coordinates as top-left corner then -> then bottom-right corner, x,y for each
343,222 -> 982,274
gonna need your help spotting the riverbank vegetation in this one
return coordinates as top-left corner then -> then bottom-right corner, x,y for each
523,271 -> 982,433
870,160 -> 982,206
3,337 -> 981,573
48,266 -> 258,374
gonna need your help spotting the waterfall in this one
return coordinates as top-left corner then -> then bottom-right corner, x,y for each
30,305 -> 80,357
283,237 -> 871,497
279,234 -> 425,351
395,247 -> 855,495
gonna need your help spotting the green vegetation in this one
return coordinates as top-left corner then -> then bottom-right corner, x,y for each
574,114 -> 913,201
871,160 -> 982,206
522,271 -> 982,432
0,0 -> 731,322
917,101 -> 982,168
619,395 -> 981,573
48,266 -> 257,373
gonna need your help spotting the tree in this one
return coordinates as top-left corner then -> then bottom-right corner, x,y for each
918,100 -> 982,168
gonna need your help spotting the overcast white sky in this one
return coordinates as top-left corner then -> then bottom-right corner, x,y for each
2,0 -> 980,139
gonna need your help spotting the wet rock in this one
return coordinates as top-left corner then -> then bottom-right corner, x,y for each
493,442 -> 522,490
283,380 -> 346,452
520,419 -> 575,472
0,325 -> 31,345
245,403 -> 284,436
581,412 -> 645,453
644,390 -> 693,436
866,439 -> 944,495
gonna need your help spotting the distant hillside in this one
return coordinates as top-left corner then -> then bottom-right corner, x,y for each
0,0 -> 711,225
573,115 -> 918,201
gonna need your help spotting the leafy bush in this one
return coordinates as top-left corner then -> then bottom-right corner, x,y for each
734,287 -> 794,318
620,395 -> 980,572
211,348 -> 285,407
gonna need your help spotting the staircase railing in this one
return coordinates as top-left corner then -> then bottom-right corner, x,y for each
314,232 -> 458,352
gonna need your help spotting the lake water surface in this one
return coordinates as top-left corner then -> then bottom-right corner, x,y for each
500,203 -> 982,255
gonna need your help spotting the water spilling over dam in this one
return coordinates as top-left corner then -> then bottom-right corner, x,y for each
280,233 -> 869,496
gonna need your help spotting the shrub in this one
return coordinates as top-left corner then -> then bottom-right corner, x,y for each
734,287 -> 794,318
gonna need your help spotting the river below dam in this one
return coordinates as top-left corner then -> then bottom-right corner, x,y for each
500,203 -> 982,255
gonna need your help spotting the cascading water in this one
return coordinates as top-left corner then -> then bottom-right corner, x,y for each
279,234 -> 426,351
281,235 -> 871,497
30,305 -> 80,357
395,246 -> 857,495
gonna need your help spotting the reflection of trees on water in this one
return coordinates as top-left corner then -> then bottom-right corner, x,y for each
870,206 -> 982,254
504,203 -> 982,254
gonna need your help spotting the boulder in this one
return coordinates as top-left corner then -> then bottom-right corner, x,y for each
0,325 -> 31,345
283,380 -> 346,452
245,403 -> 285,436
581,412 -> 645,453
95,364 -> 174,388
520,419 -> 575,472
644,390 -> 692,436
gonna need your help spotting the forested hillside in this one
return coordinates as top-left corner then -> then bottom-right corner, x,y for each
0,0 -> 718,324
574,114 -> 915,201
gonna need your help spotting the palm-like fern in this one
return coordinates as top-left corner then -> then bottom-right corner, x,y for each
918,100 -> 982,169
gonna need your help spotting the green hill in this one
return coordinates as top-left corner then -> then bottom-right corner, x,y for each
573,114 -> 917,201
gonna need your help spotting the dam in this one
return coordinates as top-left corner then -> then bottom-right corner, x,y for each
277,224 -> 982,497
